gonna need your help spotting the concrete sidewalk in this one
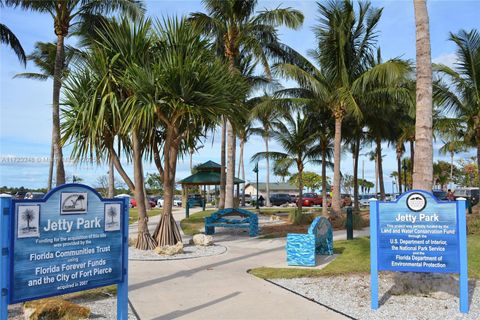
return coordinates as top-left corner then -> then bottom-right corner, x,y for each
128,209 -> 367,319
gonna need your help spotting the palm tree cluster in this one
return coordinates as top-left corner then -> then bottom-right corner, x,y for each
5,0 -> 478,249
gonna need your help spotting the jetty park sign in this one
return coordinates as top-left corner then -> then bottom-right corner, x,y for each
0,184 -> 129,320
370,190 -> 468,313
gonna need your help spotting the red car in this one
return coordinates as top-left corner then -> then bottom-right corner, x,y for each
130,198 -> 156,209
298,193 -> 324,207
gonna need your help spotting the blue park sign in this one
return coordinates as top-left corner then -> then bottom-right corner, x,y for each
0,184 -> 130,320
370,190 -> 468,313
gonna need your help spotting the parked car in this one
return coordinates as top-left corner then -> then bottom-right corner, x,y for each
432,190 -> 447,201
25,192 -> 45,199
130,198 -> 156,209
298,193 -> 323,207
454,187 -> 480,206
289,194 -> 298,203
270,193 -> 291,206
173,196 -> 182,207
359,194 -> 375,207
187,194 -> 204,207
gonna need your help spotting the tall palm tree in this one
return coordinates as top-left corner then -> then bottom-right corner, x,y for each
313,0 -> 382,215
435,29 -> 480,190
14,41 -> 77,191
250,95 -> 285,207
6,0 -> 144,186
189,0 -> 304,209
412,0 -> 433,190
62,18 -> 157,250
252,111 -> 321,224
124,17 -> 248,246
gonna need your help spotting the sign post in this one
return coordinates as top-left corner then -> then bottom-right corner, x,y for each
0,184 -> 129,319
370,190 -> 468,313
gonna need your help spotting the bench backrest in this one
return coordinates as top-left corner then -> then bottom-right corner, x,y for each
207,208 -> 257,222
307,216 -> 333,255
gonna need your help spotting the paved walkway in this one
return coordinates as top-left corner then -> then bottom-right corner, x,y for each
128,208 -> 368,320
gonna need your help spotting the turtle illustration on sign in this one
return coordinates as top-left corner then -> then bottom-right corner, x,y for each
61,192 -> 87,214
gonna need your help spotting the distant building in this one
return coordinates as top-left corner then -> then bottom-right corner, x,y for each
244,182 -> 298,198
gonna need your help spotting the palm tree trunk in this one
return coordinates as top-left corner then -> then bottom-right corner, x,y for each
225,120 -> 236,208
52,34 -> 66,186
108,154 -> 115,198
410,139 -> 415,189
47,143 -> 54,191
376,137 -> 386,200
219,117 -> 226,209
239,138 -> 246,207
265,134 -> 271,207
353,136 -> 360,211
132,130 -> 156,250
332,112 -> 343,216
321,144 -> 328,217
375,154 -> 379,195
397,149 -> 403,194
450,151 -> 454,186
413,0 -> 433,191
295,161 -> 304,224
477,129 -> 480,191
154,126 -> 182,246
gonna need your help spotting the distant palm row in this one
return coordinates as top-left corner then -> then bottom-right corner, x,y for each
1,0 -> 479,250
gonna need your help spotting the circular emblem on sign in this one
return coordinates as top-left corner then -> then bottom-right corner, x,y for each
406,193 -> 427,212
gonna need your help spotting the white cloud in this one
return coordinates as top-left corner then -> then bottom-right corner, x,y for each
432,53 -> 458,69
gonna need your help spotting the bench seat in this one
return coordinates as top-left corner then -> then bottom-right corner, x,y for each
205,208 -> 259,237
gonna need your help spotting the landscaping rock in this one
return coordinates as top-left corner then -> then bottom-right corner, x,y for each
154,241 -> 184,255
23,298 -> 90,320
192,234 -> 214,246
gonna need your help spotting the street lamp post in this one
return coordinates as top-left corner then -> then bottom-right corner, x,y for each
402,159 -> 408,192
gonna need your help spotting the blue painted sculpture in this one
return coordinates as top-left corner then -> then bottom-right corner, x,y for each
205,208 -> 259,237
286,216 -> 333,266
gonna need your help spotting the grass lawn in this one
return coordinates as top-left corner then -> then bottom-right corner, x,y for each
129,207 -> 162,225
250,234 -> 480,279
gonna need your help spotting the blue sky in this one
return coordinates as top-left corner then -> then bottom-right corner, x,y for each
0,0 -> 478,189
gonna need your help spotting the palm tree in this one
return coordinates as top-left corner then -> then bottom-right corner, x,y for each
62,18 -> 157,250
412,0 -> 433,190
0,0 -> 26,65
21,208 -> 35,230
252,111 -> 321,224
189,0 -> 304,209
6,0 -> 144,186
313,0 -> 382,215
435,29 -> 480,190
14,41 -> 77,191
250,95 -> 284,207
123,17 -> 248,246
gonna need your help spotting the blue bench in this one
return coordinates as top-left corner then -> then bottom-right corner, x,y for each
205,208 -> 259,237
286,216 -> 333,266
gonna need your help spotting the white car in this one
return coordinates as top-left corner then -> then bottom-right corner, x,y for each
359,194 -> 375,207
157,197 -> 182,207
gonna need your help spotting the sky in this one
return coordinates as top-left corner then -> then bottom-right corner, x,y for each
0,0 -> 479,190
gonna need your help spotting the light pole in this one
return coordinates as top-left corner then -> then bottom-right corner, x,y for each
402,159 -> 408,192
253,163 -> 259,209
